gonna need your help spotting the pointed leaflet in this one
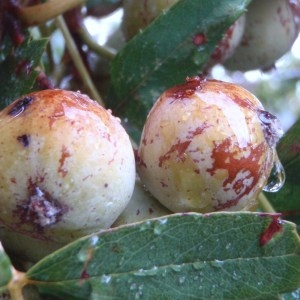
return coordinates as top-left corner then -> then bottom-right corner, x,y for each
0,37 -> 48,110
0,242 -> 12,293
267,118 -> 300,212
26,212 -> 300,299
109,0 -> 251,134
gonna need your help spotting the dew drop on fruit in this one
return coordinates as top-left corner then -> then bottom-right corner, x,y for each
263,155 -> 286,193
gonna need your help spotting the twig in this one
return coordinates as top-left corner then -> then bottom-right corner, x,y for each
257,192 -> 276,213
55,16 -> 105,106
78,25 -> 117,61
18,0 -> 86,27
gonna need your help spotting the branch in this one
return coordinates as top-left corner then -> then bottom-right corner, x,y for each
18,0 -> 86,27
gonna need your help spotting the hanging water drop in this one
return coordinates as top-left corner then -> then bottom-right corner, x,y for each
153,218 -> 168,235
263,156 -> 285,192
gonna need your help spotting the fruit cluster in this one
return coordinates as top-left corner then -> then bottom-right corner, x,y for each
122,0 -> 299,71
0,77 -> 283,261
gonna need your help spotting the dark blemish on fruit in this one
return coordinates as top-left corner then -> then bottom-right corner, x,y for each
10,178 -> 17,184
136,209 -> 140,216
193,33 -> 207,46
160,181 -> 168,187
259,213 -> 283,246
257,109 -> 283,148
149,207 -> 154,214
14,185 -> 68,231
104,183 -> 108,188
159,140 -> 191,167
17,134 -> 30,147
8,96 -> 33,117
58,145 -> 71,177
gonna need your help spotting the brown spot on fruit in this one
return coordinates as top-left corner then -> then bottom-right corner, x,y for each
15,185 -> 67,230
58,145 -> 71,177
17,134 -> 30,147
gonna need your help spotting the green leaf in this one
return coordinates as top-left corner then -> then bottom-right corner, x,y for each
266,119 -> 300,213
26,212 -> 300,299
0,242 -> 12,293
109,0 -> 251,139
0,37 -> 48,110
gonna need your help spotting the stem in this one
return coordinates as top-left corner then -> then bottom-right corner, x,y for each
78,25 -> 117,60
7,268 -> 27,300
55,16 -> 105,106
18,0 -> 86,27
257,193 -> 276,213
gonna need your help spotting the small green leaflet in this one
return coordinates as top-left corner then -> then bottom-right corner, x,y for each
0,37 -> 48,110
0,242 -> 12,294
109,0 -> 251,140
26,212 -> 300,299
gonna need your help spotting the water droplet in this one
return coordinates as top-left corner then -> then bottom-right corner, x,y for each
170,264 -> 182,272
211,260 -> 224,268
232,271 -> 241,280
101,274 -> 111,285
257,109 -> 283,148
193,261 -> 205,270
178,276 -> 186,284
263,155 -> 285,192
130,283 -> 137,291
134,266 -> 158,277
77,248 -> 89,262
139,220 -> 151,232
225,243 -> 232,250
153,218 -> 168,235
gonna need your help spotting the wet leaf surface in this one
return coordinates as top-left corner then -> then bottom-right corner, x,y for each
109,0 -> 251,141
26,212 -> 300,299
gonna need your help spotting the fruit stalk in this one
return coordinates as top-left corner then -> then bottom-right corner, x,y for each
55,15 -> 105,106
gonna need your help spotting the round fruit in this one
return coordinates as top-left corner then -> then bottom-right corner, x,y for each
122,0 -> 177,40
112,177 -> 171,227
225,0 -> 299,71
0,89 -> 135,261
137,77 -> 282,213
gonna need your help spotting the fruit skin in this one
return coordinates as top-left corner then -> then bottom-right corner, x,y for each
122,0 -> 177,40
137,77 -> 280,213
112,177 -> 171,227
0,89 -> 135,261
225,0 -> 299,71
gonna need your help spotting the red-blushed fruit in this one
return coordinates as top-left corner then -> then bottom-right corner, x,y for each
0,89 -> 136,261
225,0 -> 299,71
137,77 -> 283,213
